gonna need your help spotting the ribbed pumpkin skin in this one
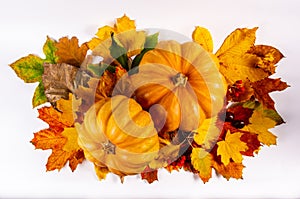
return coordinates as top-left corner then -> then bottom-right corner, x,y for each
77,95 -> 159,176
131,41 -> 226,133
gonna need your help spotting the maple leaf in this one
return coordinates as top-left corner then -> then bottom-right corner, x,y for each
194,117 -> 221,149
242,109 -> 277,146
252,78 -> 289,110
94,165 -> 110,180
240,132 -> 261,156
217,130 -> 248,166
31,95 -> 84,171
213,161 -> 245,180
141,166 -> 158,184
55,36 -> 89,67
192,26 -> 213,52
10,37 -> 58,107
191,148 -> 213,183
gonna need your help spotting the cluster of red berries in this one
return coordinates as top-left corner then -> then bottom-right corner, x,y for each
229,80 -> 246,98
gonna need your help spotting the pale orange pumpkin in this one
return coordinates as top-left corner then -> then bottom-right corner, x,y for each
76,95 -> 159,176
118,41 -> 226,133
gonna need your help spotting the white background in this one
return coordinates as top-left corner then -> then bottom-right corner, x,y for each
1,0 -> 299,198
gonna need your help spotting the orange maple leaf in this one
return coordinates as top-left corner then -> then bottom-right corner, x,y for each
55,36 -> 89,67
213,161 -> 245,180
31,95 -> 84,171
141,166 -> 158,184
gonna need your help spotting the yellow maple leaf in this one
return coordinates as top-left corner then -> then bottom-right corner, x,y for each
61,128 -> 81,152
242,110 -> 277,146
114,14 -> 136,32
217,130 -> 248,166
191,148 -> 213,183
194,117 -> 220,149
88,15 -> 146,61
192,26 -> 213,52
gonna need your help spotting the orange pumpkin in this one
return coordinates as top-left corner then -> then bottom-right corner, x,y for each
76,95 -> 159,176
122,41 -> 226,133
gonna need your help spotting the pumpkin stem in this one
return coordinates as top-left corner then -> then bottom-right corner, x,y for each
171,73 -> 188,87
101,141 -> 116,154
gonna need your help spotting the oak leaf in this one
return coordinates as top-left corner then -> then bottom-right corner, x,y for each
242,110 -> 277,146
213,161 -> 244,180
252,78 -> 289,110
192,26 -> 213,52
191,148 -> 213,183
55,36 -> 88,67
217,131 -> 248,165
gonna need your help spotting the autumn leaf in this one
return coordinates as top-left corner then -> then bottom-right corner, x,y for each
31,129 -> 66,150
240,132 -> 261,156
32,82 -> 48,108
10,54 -> 44,83
213,161 -> 244,180
94,165 -> 110,180
149,144 -> 180,169
192,26 -> 213,52
217,130 -> 248,165
216,27 -> 257,58
43,36 -> 58,63
31,95 -> 84,171
61,128 -> 81,152
252,78 -> 289,110
42,63 -> 79,103
141,166 -> 158,184
215,28 -> 273,85
191,148 -> 213,183
55,36 -> 89,67
194,117 -> 220,149
242,109 -> 277,146
114,14 -> 136,32
10,37 -> 58,107
248,45 -> 284,74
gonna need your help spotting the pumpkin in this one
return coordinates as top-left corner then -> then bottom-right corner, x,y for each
76,95 -> 159,176
119,41 -> 226,133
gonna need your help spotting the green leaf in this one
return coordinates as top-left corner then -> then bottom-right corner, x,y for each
10,54 -> 44,83
32,82 -> 47,108
109,33 -> 128,70
131,33 -> 159,70
144,32 -> 159,49
87,63 -> 115,77
242,100 -> 284,125
263,109 -> 285,125
43,36 -> 58,63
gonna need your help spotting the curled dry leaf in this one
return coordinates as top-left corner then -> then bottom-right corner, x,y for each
42,63 -> 78,103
